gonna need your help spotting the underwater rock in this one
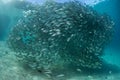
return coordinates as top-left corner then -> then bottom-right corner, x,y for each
7,1 -> 114,71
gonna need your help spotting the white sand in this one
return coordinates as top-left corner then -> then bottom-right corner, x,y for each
0,41 -> 120,80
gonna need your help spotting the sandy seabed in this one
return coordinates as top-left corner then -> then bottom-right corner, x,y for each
0,41 -> 120,80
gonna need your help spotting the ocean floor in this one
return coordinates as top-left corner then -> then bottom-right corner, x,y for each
0,41 -> 120,80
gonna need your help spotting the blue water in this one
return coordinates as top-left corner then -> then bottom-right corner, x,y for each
93,0 -> 120,67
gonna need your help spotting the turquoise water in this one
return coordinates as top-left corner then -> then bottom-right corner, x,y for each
94,0 -> 120,67
0,0 -> 120,80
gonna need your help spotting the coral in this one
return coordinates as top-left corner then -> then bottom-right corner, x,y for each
7,1 -> 114,71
